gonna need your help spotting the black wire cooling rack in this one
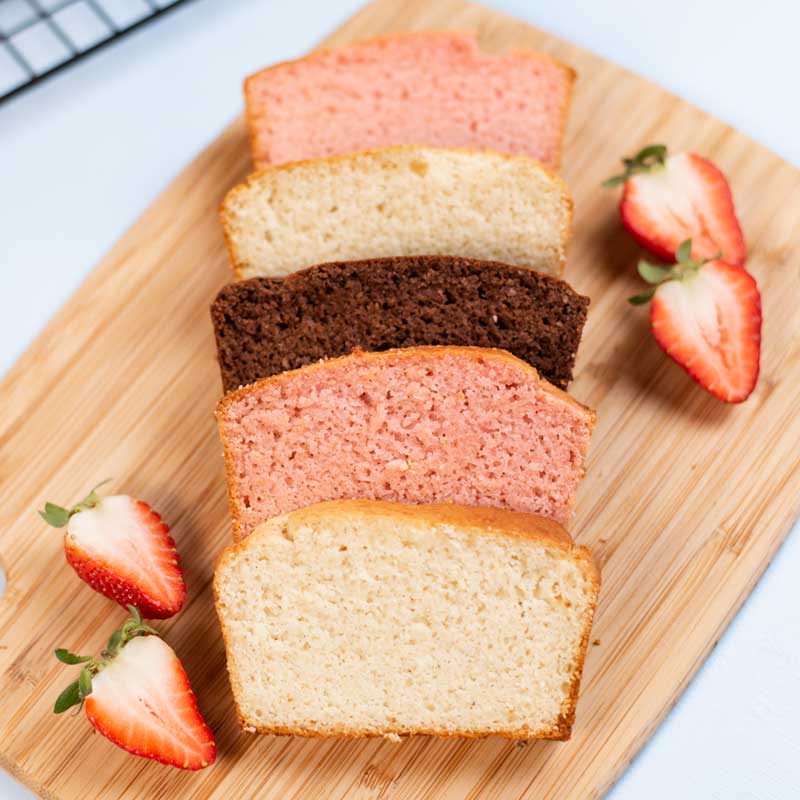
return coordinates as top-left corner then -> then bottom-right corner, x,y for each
0,0 -> 193,104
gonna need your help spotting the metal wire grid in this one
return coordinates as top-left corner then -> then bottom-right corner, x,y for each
0,0 -> 192,104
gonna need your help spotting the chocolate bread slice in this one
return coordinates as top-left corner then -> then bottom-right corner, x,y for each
211,255 -> 589,392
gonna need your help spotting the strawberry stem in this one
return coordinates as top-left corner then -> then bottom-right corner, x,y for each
604,143 -> 668,187
78,667 -> 93,700
72,479 -> 112,514
628,239 -> 720,305
39,479 -> 113,528
54,608 -> 158,715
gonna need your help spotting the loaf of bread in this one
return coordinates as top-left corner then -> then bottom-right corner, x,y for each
221,145 -> 572,280
216,346 -> 595,542
245,31 -> 574,171
214,499 -> 600,739
211,255 -> 589,393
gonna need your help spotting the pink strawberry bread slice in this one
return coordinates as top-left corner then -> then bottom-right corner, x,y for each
216,346 -> 594,542
245,31 -> 574,171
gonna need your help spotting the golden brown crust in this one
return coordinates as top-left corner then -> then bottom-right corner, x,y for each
215,345 -> 595,542
231,722 -> 569,741
243,30 -> 576,171
217,345 -> 592,420
554,545 -> 600,736
282,499 -> 576,549
219,144 -> 573,281
213,499 -> 600,741
549,60 -> 576,173
220,498 -> 581,568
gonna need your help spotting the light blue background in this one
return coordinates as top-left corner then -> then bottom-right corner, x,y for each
1,1 -> 798,797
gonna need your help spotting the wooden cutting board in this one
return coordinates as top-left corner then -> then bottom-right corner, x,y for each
1,0 -> 798,797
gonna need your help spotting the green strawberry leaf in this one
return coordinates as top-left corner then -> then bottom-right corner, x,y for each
54,649 -> 91,665
54,680 -> 81,714
628,288 -> 657,306
601,174 -> 628,188
78,667 -> 93,699
633,144 -> 668,164
106,629 -> 123,654
676,238 -> 693,264
128,605 -> 142,626
637,260 -> 671,284
39,503 -> 70,528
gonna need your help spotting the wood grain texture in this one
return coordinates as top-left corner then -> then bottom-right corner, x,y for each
0,0 -> 798,797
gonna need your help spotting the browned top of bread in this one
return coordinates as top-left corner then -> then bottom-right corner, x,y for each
220,498 -> 598,572
217,344 -> 595,426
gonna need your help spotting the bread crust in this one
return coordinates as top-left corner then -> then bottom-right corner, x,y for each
243,30 -> 575,171
213,499 -> 600,741
215,345 -> 595,543
219,144 -> 573,281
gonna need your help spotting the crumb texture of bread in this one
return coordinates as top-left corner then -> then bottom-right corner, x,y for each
245,31 -> 573,171
211,255 -> 589,392
216,346 -> 594,541
221,146 -> 571,280
214,500 -> 600,739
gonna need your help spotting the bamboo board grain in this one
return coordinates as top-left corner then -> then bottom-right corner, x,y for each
1,0 -> 798,797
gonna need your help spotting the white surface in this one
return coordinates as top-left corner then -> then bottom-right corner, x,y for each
0,0 -> 798,797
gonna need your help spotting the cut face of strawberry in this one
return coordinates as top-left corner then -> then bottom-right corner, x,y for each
85,634 -> 216,770
40,489 -> 186,619
54,610 -> 216,770
630,240 -> 761,403
607,145 -> 746,268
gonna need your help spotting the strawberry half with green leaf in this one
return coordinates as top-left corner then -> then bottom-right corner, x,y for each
40,485 -> 185,619
54,607 -> 215,770
605,144 -> 746,267
630,239 -> 761,403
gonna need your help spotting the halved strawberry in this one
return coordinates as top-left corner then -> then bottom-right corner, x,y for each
630,240 -> 761,403
606,144 -> 746,267
54,608 -> 216,770
40,485 -> 185,619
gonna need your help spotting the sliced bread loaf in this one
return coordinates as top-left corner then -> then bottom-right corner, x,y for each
216,346 -> 595,541
211,255 -> 589,393
214,499 -> 600,739
220,145 -> 572,280
245,31 -> 574,171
